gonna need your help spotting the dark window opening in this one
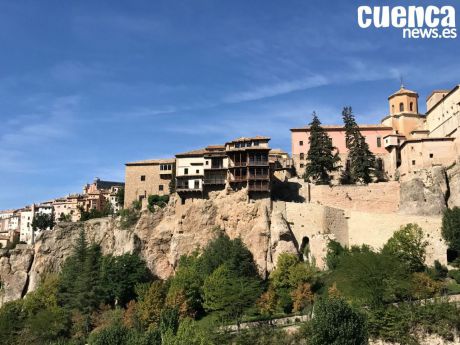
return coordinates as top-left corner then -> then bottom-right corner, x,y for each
184,168 -> 188,175
377,137 -> 382,147
159,185 -> 164,191
429,153 -> 434,158
412,160 -> 416,165
410,102 -> 414,111
300,153 -> 304,160
299,141 -> 303,146
140,175 -> 145,181
399,102 -> 404,112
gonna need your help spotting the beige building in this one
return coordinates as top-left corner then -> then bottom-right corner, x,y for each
19,207 -> 34,244
53,194 -> 83,222
124,159 -> 175,207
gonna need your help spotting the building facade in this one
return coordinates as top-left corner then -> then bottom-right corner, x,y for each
290,84 -> 460,182
124,159 -> 175,207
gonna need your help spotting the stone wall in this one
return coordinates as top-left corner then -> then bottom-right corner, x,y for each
292,178 -> 400,214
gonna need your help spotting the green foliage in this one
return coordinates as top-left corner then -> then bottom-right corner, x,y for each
427,260 -> 449,280
442,207 -> 460,252
119,207 -> 140,229
333,248 -> 410,307
136,281 -> 167,330
382,224 -> 428,273
0,300 -> 26,345
368,301 -> 460,344
100,253 -> 150,306
342,106 -> 377,184
309,297 -> 368,345
32,212 -> 55,231
325,240 -> 346,270
147,195 -> 170,213
203,264 -> 261,326
304,112 -> 340,184
88,323 -> 130,345
116,188 -> 125,208
448,269 -> 460,283
79,202 -> 113,221
58,213 -> 72,222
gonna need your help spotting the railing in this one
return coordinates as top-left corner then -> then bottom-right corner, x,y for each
204,178 -> 226,185
230,176 -> 247,182
176,185 -> 202,192
248,160 -> 269,166
248,174 -> 269,180
206,165 -> 225,170
229,162 -> 247,168
248,184 -> 270,192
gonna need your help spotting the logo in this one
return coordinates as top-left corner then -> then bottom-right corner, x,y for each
358,5 -> 457,39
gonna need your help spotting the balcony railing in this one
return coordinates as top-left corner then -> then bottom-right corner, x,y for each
229,162 -> 247,168
205,165 -> 225,170
176,185 -> 202,192
248,174 -> 269,180
230,176 -> 247,183
248,184 -> 270,192
204,178 -> 226,185
248,160 -> 269,166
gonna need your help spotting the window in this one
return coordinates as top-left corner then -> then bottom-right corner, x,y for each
410,102 -> 413,111
159,185 -> 164,191
196,169 -> 199,174
300,163 -> 304,168
300,153 -> 304,160
206,161 -> 209,165
299,141 -> 303,146
399,103 -> 404,112
429,153 -> 434,158
376,137 -> 382,147
412,160 -> 416,165
140,175 -> 146,181
184,168 -> 188,175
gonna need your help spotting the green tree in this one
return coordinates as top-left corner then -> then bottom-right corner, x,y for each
442,207 -> 460,252
342,106 -> 377,184
100,254 -> 150,306
32,213 -> 55,231
304,112 -> 340,185
203,265 -> 261,328
116,188 -> 125,208
325,240 -> 346,270
0,300 -> 26,345
87,323 -> 129,345
135,281 -> 166,330
334,249 -> 410,307
382,223 -> 428,273
309,297 -> 368,345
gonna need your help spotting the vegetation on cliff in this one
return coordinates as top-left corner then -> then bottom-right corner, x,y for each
1,218 -> 460,344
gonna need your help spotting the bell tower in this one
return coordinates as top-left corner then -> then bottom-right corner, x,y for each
388,83 -> 419,116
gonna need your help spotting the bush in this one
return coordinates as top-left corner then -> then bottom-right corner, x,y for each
448,269 -> 460,283
442,207 -> 460,252
119,208 -> 140,229
309,297 -> 368,345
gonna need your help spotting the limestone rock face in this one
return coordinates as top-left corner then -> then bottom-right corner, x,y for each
399,166 -> 448,216
267,212 -> 299,272
0,248 -> 34,305
0,188 -> 284,305
447,165 -> 460,209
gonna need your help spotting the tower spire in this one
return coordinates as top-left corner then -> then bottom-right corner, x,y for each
400,75 -> 404,89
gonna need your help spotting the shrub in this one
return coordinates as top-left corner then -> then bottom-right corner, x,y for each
309,297 -> 368,345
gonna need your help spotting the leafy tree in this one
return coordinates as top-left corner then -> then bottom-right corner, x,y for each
410,272 -> 442,300
100,254 -> 150,306
87,323 -> 130,345
203,265 -> 261,328
116,188 -> 125,208
291,283 -> 314,313
21,307 -> 71,345
342,106 -> 377,184
172,318 -> 214,345
135,281 -> 166,330
58,213 -> 72,222
198,232 -> 258,278
325,240 -> 346,270
382,223 -> 428,273
304,112 -> 340,184
0,300 -> 26,345
309,297 -> 368,345
32,212 -> 55,231
334,248 -> 410,307
257,287 -> 278,318
442,207 -> 460,252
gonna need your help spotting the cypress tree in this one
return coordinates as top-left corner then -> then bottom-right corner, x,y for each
304,112 -> 340,185
341,106 -> 377,184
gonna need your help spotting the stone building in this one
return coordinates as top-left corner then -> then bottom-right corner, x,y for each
290,83 -> 460,182
124,159 -> 175,207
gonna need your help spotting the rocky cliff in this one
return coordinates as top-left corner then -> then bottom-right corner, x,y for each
0,188 -> 299,307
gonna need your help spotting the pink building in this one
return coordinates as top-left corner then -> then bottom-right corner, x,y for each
291,124 -> 393,177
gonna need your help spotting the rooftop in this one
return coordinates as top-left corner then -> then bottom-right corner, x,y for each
226,136 -> 270,144
388,86 -> 418,100
125,158 -> 175,166
290,124 -> 392,131
175,148 -> 209,157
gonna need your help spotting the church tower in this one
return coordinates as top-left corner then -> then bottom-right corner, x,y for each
388,84 -> 419,115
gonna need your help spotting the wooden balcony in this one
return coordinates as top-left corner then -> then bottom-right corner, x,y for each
248,160 -> 269,166
230,176 -> 247,183
203,178 -> 226,185
248,174 -> 270,180
248,184 -> 270,192
229,162 -> 247,168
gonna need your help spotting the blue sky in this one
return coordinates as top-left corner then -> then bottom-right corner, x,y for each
0,0 -> 458,209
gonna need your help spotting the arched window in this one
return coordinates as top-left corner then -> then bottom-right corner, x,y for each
399,102 -> 404,112
410,102 -> 413,111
